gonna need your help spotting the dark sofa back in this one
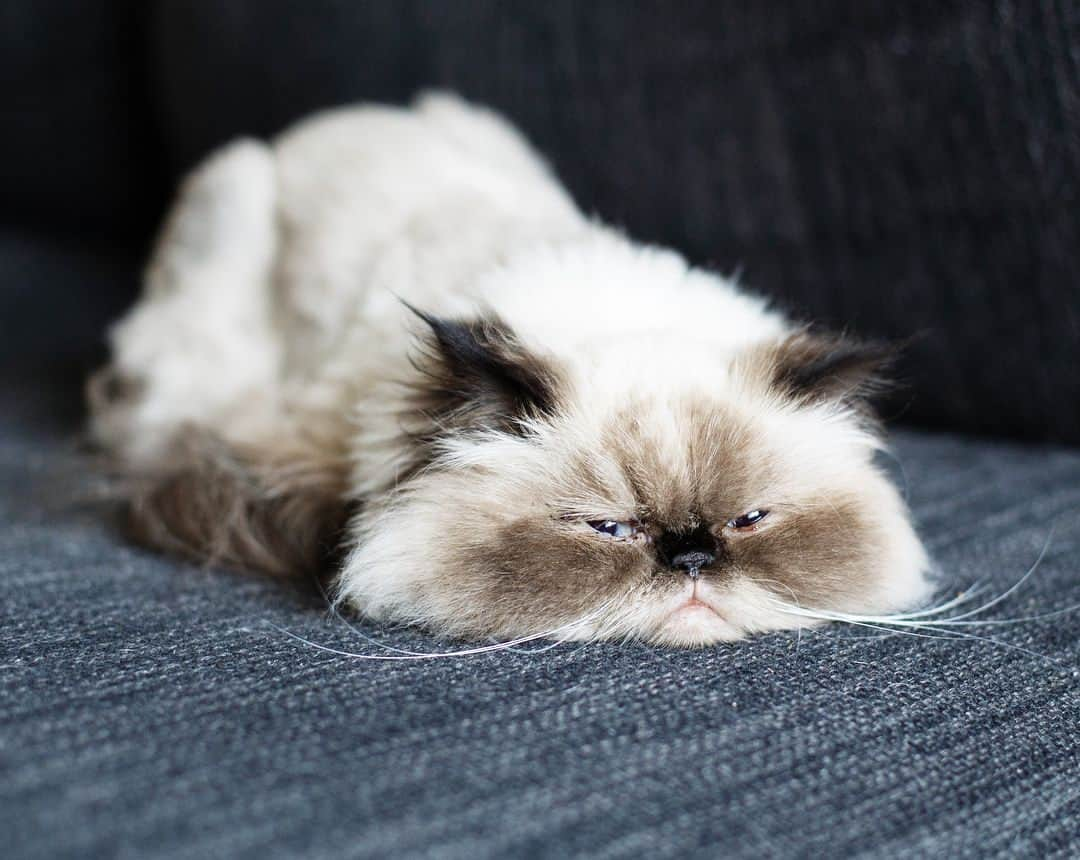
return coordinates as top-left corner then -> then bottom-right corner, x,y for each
147,0 -> 1080,444
0,2 -> 166,240
8,1 -> 1080,444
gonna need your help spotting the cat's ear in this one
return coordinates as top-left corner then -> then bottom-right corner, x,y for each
762,329 -> 897,408
405,304 -> 564,435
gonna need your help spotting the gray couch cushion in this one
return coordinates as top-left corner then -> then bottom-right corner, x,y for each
4,370 -> 1079,858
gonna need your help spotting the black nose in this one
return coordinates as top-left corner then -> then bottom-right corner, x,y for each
670,550 -> 715,577
656,524 -> 717,577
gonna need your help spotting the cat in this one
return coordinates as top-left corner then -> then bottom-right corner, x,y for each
88,92 -> 930,646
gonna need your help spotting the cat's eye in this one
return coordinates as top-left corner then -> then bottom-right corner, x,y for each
587,519 -> 639,539
727,509 -> 769,530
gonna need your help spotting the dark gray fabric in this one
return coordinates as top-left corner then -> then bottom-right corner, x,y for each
0,2 -> 166,238
4,373 -> 1079,858
0,231 -> 139,372
148,0 -> 1080,444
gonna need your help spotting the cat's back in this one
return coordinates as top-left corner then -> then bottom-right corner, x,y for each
269,94 -> 586,326
273,92 -> 575,218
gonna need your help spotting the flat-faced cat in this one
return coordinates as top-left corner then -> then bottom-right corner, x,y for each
89,93 -> 929,646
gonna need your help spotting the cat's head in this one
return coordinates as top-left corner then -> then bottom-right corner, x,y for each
335,309 -> 930,646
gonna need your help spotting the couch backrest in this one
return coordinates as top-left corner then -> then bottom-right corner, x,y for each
145,1 -> 1080,444
10,1 -> 1080,445
0,2 -> 167,241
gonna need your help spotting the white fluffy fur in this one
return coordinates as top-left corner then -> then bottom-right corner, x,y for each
95,93 -> 931,645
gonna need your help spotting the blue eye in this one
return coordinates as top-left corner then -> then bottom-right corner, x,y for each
727,509 -> 768,530
588,520 -> 637,539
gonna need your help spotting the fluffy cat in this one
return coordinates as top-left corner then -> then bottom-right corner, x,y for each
88,93 -> 930,646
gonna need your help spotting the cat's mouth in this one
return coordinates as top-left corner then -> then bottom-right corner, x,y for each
658,585 -> 743,644
671,596 -> 718,616
668,596 -> 723,623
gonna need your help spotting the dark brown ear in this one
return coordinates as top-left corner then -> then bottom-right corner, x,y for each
406,304 -> 563,435
126,428 -> 350,578
767,330 -> 897,407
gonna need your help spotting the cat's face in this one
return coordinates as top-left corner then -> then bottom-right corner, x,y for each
335,313 -> 930,646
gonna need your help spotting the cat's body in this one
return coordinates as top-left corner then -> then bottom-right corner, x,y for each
90,93 -> 930,646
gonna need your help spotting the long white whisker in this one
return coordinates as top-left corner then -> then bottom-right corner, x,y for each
780,606 -> 1063,664
749,576 -> 990,625
925,601 -> 1080,627
763,525 -> 1058,631
315,578 -> 431,657
490,601 -> 615,655
863,582 -> 990,620
495,638 -> 572,655
267,596 -> 620,661
317,574 -> 622,658
787,612 -> 969,641
747,576 -> 809,659
917,526 -> 1055,623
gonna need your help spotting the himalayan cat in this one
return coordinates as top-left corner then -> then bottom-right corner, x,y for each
88,93 -> 930,647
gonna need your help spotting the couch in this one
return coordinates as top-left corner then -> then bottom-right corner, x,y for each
3,3 -> 1078,857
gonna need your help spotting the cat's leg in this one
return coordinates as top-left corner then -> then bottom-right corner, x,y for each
89,139 -> 283,465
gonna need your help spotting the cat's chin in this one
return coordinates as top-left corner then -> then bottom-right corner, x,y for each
655,598 -> 747,646
637,584 -> 753,647
634,578 -> 832,647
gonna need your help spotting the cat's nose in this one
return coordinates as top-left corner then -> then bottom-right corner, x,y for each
670,550 -> 715,578
657,524 -> 718,576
